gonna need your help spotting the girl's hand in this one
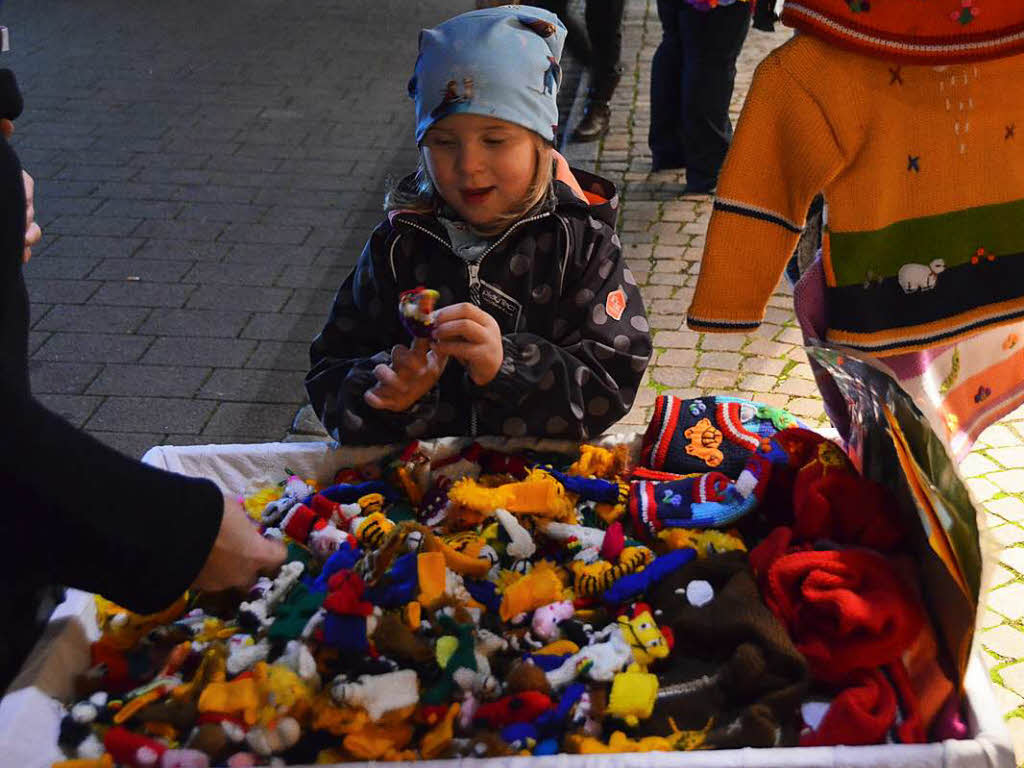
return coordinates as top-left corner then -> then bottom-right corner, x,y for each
192,495 -> 287,591
431,303 -> 503,386
365,336 -> 448,412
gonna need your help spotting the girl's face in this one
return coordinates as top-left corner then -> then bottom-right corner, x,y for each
422,114 -> 541,230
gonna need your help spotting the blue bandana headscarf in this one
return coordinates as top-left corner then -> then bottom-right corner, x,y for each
408,5 -> 566,145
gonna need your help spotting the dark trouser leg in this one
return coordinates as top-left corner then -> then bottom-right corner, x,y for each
649,0 -> 686,170
680,1 -> 750,191
532,0 -> 593,66
571,0 -> 627,142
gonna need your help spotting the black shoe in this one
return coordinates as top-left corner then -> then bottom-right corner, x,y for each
570,102 -> 611,143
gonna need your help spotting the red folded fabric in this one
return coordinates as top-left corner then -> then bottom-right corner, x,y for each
765,549 -> 925,683
799,668 -> 896,746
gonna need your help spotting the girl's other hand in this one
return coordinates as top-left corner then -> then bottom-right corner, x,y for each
365,336 -> 448,411
431,302 -> 503,386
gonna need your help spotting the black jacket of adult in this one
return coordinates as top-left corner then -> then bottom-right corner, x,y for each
0,109 -> 224,691
306,170 -> 652,444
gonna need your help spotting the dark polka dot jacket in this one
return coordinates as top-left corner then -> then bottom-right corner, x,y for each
306,169 -> 652,444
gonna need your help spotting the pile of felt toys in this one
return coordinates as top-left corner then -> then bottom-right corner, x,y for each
52,395 -> 969,768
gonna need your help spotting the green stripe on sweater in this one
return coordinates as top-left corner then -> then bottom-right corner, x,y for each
829,198 -> 1024,287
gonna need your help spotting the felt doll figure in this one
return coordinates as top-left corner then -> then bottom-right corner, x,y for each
306,5 -> 651,445
686,0 -> 1024,458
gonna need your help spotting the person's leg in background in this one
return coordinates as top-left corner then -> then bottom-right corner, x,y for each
532,0 -> 594,68
679,1 -> 750,194
571,0 -> 626,142
648,0 -> 688,171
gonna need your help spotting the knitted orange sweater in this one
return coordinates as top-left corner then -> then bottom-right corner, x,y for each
687,34 -> 1024,356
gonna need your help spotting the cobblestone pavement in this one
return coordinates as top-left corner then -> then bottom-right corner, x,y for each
7,0 -> 468,456
562,0 -> 1024,761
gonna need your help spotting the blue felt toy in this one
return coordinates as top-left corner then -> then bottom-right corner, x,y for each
602,547 -> 697,604
364,552 -> 418,608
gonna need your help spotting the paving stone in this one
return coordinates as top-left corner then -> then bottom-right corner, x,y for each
990,524 -> 1024,548
1001,546 -> 1024,576
90,281 -> 196,308
991,471 -> 1024,496
35,393 -> 103,429
988,583 -> 1024,620
134,240 -> 226,262
699,334 -> 746,352
133,219 -> 226,241
198,369 -> 307,403
989,447 -> 1024,471
656,348 -> 697,367
87,396 -> 217,434
137,308 -> 253,338
223,243 -> 320,266
88,258 -> 193,283
141,337 -> 258,368
784,397 -> 828,419
967,477 -> 1002,502
240,313 -> 325,342
962,453 -> 1002,477
25,279 -> 101,305
245,341 -> 311,371
185,285 -> 293,312
23,256 -> 100,281
998,664 -> 1024,699
86,431 -> 168,460
28,361 -> 102,395
980,425 -> 1024,448
696,370 -> 738,390
775,377 -> 822,398
699,351 -> 743,371
987,497 -> 1024,524
87,364 -> 212,398
34,332 -> 153,363
202,402 -> 298,438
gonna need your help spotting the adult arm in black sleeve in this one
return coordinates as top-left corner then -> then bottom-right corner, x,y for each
475,216 -> 652,439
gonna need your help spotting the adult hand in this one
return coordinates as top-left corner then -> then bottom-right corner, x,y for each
365,336 -> 448,412
1,118 -> 43,263
192,495 -> 287,591
430,302 -> 503,386
22,170 -> 39,263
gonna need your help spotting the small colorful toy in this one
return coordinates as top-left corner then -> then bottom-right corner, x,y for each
398,286 -> 440,338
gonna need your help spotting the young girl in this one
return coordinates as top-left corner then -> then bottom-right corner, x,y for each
306,6 -> 651,444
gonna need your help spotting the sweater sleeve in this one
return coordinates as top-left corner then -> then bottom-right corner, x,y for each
3,397 -> 225,614
0,132 -> 223,615
687,49 -> 846,333
305,223 -> 440,444
474,216 -> 652,439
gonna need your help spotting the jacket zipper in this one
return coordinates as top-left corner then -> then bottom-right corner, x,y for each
397,212 -> 552,438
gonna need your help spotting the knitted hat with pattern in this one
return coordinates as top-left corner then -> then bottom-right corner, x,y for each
408,6 -> 566,145
640,395 -> 793,479
781,0 -> 1024,64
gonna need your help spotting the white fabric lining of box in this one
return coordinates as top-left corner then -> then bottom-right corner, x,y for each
0,438 -> 1014,768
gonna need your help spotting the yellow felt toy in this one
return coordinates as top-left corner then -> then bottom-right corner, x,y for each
94,594 -> 189,649
198,675 -> 262,725
658,528 -> 746,557
420,702 -> 460,759
607,664 -> 658,726
52,757 -> 115,768
417,551 -> 447,608
448,470 -> 574,520
499,561 -> 564,621
568,444 -> 629,479
310,695 -> 369,735
343,721 -> 414,760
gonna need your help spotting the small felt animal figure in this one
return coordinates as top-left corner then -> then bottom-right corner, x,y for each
398,286 -> 440,337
